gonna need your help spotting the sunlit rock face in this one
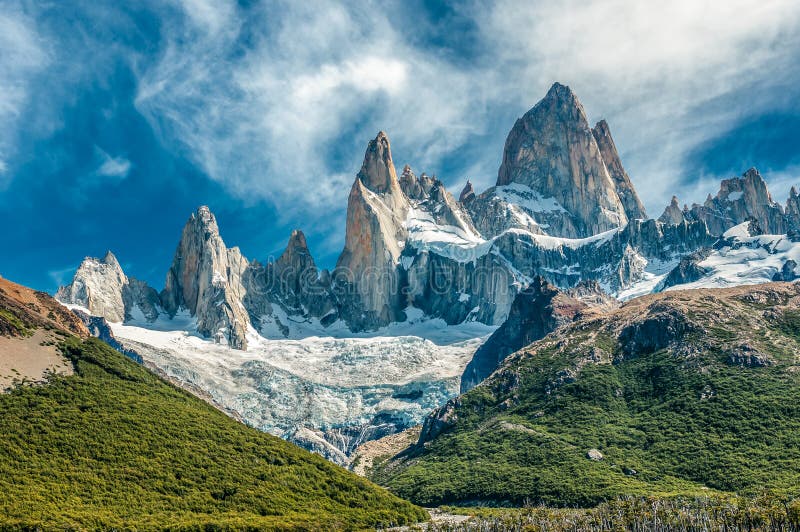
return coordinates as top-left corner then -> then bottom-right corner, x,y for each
161,206 -> 251,349
56,251 -> 160,324
495,82 -> 631,238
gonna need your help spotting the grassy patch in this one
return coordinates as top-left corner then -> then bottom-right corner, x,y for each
0,337 -> 426,529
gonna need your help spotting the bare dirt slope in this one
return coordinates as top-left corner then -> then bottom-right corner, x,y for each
0,275 -> 87,391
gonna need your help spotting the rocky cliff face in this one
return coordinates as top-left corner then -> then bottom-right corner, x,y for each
658,196 -> 687,225
56,251 -> 128,323
56,251 -> 160,324
592,119 -> 648,221
460,277 -> 587,393
264,229 -> 337,324
335,132 -> 410,331
786,187 -> 800,232
685,168 -> 786,235
495,82 -> 630,238
161,206 -> 251,349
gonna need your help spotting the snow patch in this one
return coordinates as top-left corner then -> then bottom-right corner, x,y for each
496,183 -> 567,213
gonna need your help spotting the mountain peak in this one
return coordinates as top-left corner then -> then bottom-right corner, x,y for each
192,205 -> 219,232
658,195 -> 686,225
591,119 -> 647,220
459,180 -> 475,204
495,82 -> 629,237
544,81 -> 577,104
102,250 -> 120,267
356,131 -> 398,195
287,229 -> 308,250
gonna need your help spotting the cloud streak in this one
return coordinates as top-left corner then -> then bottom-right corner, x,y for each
0,4 -> 48,184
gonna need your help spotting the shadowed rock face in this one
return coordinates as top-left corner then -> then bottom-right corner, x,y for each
592,119 -> 647,221
460,277 -> 587,393
496,82 -> 629,238
458,180 -> 476,204
264,229 -> 337,321
786,187 -> 800,231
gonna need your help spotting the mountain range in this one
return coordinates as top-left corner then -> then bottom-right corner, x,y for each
55,82 -> 800,463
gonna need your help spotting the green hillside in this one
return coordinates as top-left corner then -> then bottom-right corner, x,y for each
373,283 -> 800,508
0,334 -> 425,529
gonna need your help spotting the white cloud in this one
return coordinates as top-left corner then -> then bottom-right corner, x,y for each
131,0 -> 800,231
94,148 -> 132,180
133,0 -> 483,242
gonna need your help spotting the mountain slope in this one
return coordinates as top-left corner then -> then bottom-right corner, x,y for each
0,282 -> 425,529
372,282 -> 800,507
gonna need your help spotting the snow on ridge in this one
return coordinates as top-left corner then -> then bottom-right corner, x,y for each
667,232 -> 800,292
404,206 -> 492,262
496,183 -> 567,214
504,225 -> 623,251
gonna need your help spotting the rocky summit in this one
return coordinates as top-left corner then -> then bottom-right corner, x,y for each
55,81 -> 800,464
493,82 -> 631,238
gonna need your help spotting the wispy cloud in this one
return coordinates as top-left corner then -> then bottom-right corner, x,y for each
130,0 -> 800,226
94,147 -> 131,180
4,0 -> 800,229
133,0 -> 485,242
0,4 -> 49,185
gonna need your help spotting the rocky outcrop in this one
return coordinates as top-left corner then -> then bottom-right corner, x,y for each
772,259 -> 798,282
465,186 -> 545,238
399,165 -> 426,201
264,229 -> 337,323
460,277 -> 587,392
69,308 -> 143,363
592,119 -> 647,221
658,196 -> 687,225
786,187 -> 800,231
658,249 -> 713,290
161,206 -> 250,349
686,168 -> 786,235
495,82 -> 629,238
56,251 -> 161,324
335,132 -> 410,331
122,278 -> 161,322
458,180 -> 476,204
618,305 -> 696,359
56,251 -> 128,323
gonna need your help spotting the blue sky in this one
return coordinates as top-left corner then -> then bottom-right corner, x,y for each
1,0 -> 799,293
